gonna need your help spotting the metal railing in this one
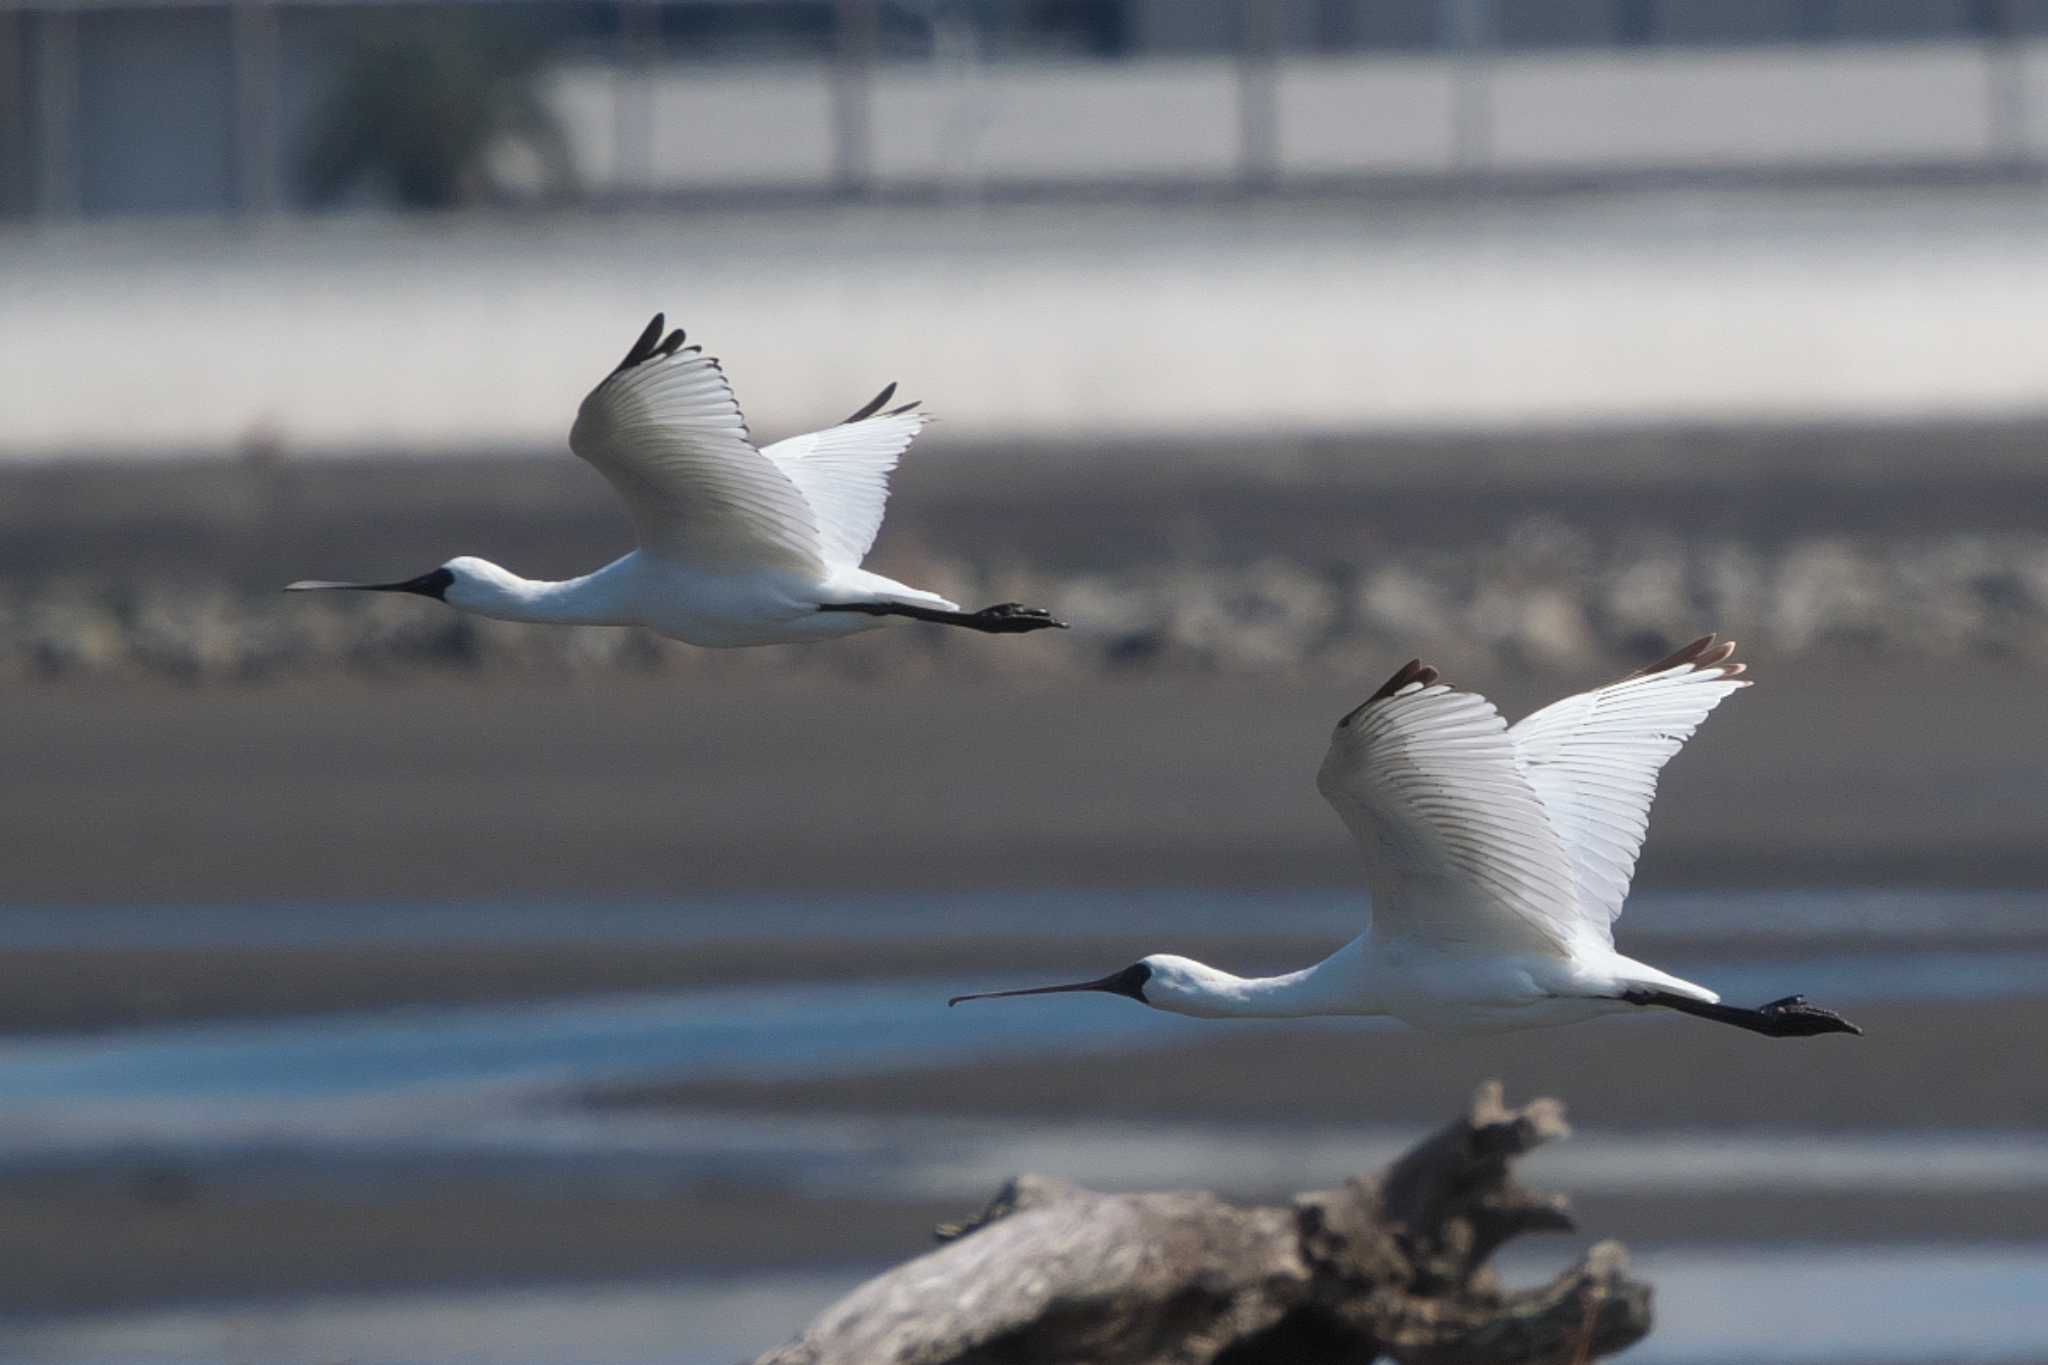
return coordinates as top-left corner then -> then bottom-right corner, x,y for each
0,0 -> 2037,221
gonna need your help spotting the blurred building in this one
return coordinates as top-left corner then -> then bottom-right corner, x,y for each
2,0 -> 2044,220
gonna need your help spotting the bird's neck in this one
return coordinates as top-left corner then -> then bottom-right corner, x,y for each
1157,940 -> 1382,1020
460,559 -> 637,627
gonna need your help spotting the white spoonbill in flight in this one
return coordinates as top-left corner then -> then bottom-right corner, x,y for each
286,315 -> 1065,645
953,637 -> 1861,1039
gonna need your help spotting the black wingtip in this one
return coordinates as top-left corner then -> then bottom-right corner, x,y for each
610,313 -> 668,377
1338,659 -> 1440,728
842,382 -> 899,425
1369,658 -> 1439,703
1626,633 -> 1741,680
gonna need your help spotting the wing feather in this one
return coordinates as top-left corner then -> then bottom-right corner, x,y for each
568,315 -> 824,573
1317,664 -> 1582,956
1509,635 -> 1749,937
759,403 -> 927,571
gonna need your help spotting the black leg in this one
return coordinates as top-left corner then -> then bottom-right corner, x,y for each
820,601 -> 1068,635
1622,989 -> 1863,1038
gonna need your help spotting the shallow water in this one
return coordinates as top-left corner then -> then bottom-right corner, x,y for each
0,941 -> 2038,1161
1,886 -> 2039,1360
0,885 -> 2041,1175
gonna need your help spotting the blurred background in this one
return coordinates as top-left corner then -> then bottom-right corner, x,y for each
4,2 -> 2048,1362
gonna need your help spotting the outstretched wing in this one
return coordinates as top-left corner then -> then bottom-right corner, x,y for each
568,315 -> 823,573
759,384 -> 927,570
1317,661 -> 1582,957
1509,635 -> 1749,937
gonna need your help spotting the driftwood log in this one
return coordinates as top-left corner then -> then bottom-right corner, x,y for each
754,1083 -> 1651,1365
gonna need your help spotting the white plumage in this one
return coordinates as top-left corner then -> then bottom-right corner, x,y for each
288,315 -> 1065,647
566,328 -> 824,574
1508,648 -> 1753,933
759,413 -> 926,572
955,637 -> 1861,1040
1319,668 -> 1583,957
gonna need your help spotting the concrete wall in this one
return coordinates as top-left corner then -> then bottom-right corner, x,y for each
6,188 -> 2048,456
556,41 -> 2038,195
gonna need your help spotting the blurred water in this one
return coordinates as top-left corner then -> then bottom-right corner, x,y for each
0,947 -> 2035,1114
0,884 -> 2042,1169
0,931 -> 2040,1198
2,886 -> 2040,1363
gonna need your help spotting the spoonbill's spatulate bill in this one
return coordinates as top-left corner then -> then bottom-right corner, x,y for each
952,636 -> 1862,1039
286,315 -> 1066,647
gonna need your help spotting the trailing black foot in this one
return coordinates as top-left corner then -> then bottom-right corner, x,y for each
967,602 -> 1067,634
1622,988 -> 1863,1039
1754,994 -> 1863,1037
820,600 -> 1068,634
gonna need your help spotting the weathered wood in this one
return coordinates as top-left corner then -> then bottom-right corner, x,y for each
753,1082 -> 1653,1365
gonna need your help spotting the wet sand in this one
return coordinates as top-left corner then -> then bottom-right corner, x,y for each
5,663 -> 2046,910
2,607 -> 2041,1324
592,999 -> 2048,1132
0,1176 -> 955,1314
2,1169 -> 2039,1317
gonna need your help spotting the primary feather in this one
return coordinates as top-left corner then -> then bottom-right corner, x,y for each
1317,667 -> 1582,956
568,318 -> 822,573
760,407 -> 928,571
569,315 -> 933,577
1318,637 -> 1749,958
1508,635 -> 1748,939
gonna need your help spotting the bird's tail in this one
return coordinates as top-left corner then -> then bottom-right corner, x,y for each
1610,957 -> 1720,1005
821,568 -> 959,614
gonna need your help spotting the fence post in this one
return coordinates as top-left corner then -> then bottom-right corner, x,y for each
0,10 -> 23,218
230,0 -> 279,215
1981,0 -> 2028,170
832,0 -> 877,197
1237,0 -> 1279,192
614,0 -> 659,200
1447,0 -> 1494,177
33,5 -> 78,219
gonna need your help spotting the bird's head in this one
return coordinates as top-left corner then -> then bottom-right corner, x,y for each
283,556 -> 513,609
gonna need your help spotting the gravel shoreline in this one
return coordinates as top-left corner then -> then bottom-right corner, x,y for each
9,420 -> 2048,683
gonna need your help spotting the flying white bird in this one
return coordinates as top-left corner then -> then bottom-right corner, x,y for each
953,637 -> 1861,1039
286,315 -> 1065,645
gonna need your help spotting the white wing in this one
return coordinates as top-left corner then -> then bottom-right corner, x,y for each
1509,635 -> 1749,939
568,316 -> 823,574
1317,661 -> 1583,957
760,384 -> 928,570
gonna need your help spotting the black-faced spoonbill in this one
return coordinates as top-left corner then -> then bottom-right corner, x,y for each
286,315 -> 1066,646
952,637 -> 1862,1039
